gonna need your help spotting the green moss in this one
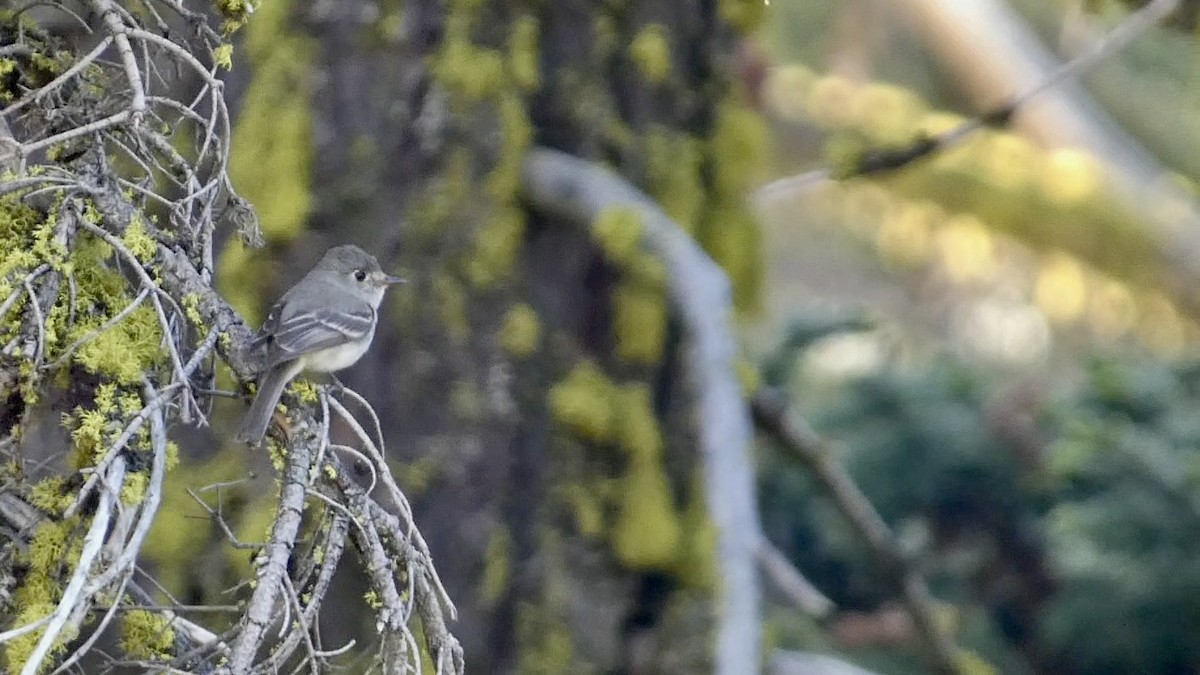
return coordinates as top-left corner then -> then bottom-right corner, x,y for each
508,15 -> 541,91
499,303 -> 541,357
612,282 -> 667,364
408,150 -> 472,242
4,601 -> 57,670
480,526 -> 512,604
391,456 -> 439,495
592,207 -> 643,265
27,521 -> 70,574
614,385 -> 661,458
120,610 -> 174,661
629,24 -> 671,84
548,361 -> 616,443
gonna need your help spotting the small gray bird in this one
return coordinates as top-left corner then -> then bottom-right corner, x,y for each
236,244 -> 405,443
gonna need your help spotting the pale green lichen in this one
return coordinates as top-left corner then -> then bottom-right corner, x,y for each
612,452 -> 681,569
432,12 -> 505,103
548,361 -> 616,442
120,610 -> 174,661
122,215 -> 156,262
645,129 -> 705,234
629,24 -> 671,84
592,206 -> 643,265
499,303 -> 541,357
213,43 -> 234,70
613,281 -> 666,364
719,0 -> 767,32
508,15 -> 541,91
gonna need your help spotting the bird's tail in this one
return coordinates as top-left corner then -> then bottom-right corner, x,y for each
236,364 -> 295,443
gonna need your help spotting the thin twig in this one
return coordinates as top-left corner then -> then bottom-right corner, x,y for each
752,0 -> 1180,205
751,388 -> 961,675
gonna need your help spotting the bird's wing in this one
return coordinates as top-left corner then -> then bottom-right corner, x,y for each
265,301 -> 375,366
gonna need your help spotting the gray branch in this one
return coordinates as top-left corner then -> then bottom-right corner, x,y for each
521,147 -> 762,675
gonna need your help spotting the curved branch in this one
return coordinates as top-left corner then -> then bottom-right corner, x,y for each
520,147 -> 762,675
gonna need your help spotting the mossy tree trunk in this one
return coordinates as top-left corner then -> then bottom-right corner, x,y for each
225,0 -> 766,671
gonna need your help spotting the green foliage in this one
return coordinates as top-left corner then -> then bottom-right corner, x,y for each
761,328 -> 1200,672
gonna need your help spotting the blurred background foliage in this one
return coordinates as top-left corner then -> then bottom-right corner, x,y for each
753,1 -> 1200,673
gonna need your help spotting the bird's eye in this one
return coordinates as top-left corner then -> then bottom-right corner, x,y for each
353,269 -> 367,282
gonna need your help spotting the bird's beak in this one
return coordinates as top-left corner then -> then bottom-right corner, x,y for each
379,274 -> 407,286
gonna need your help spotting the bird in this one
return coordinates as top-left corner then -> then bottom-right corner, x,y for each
235,244 -> 405,443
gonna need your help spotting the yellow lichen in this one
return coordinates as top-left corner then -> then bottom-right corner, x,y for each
674,471 -> 717,589
592,206 -> 643,265
121,471 -> 148,505
612,452 -> 681,570
28,477 -> 72,516
719,0 -> 767,32
499,303 -> 541,357
614,385 -> 659,455
548,361 -> 615,442
213,43 -> 234,70
612,282 -> 667,364
122,215 -> 156,262
629,24 -> 671,84
508,15 -> 541,91
72,304 -> 166,384
432,12 -> 506,103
